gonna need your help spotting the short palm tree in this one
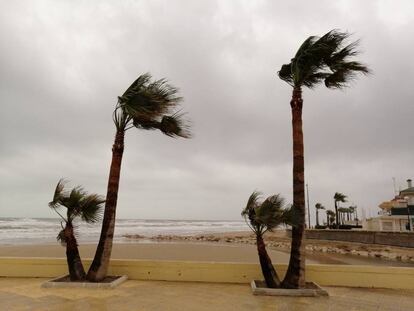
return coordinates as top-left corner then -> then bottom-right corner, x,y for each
349,205 -> 359,225
315,203 -> 325,227
334,192 -> 347,228
241,191 -> 293,288
87,73 -> 190,282
349,205 -> 357,221
49,179 -> 104,281
337,207 -> 349,224
326,210 -> 335,227
278,29 -> 369,288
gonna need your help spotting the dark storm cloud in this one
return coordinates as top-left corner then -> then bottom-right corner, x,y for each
1,0 -> 413,222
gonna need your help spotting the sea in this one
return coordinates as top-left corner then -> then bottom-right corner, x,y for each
0,217 -> 248,245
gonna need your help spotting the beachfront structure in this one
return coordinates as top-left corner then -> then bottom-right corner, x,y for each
364,179 -> 414,232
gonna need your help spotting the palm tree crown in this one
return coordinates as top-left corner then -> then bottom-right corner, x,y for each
113,73 -> 190,138
334,192 -> 347,204
278,29 -> 370,89
315,203 -> 325,210
49,179 -> 105,242
242,191 -> 293,236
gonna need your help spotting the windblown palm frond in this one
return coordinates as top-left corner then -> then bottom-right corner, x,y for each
334,192 -> 347,203
278,29 -> 370,89
113,73 -> 190,138
79,194 -> 105,223
241,191 -> 262,230
56,229 -> 66,245
242,191 -> 293,235
49,179 -> 67,208
49,180 -> 105,224
315,203 -> 325,210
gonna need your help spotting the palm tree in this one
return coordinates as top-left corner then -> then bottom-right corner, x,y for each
315,203 -> 325,227
349,205 -> 357,221
278,29 -> 369,288
326,210 -> 335,227
334,192 -> 348,228
349,205 -> 359,225
337,207 -> 349,225
49,179 -> 104,281
241,191 -> 293,288
87,73 -> 191,281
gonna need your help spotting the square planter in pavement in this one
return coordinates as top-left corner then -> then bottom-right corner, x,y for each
251,280 -> 329,297
41,275 -> 128,289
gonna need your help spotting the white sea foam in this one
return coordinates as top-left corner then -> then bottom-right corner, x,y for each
0,218 -> 248,245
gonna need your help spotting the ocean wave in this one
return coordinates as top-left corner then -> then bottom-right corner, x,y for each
0,217 -> 248,245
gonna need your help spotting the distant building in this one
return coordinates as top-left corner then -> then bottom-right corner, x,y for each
364,179 -> 414,232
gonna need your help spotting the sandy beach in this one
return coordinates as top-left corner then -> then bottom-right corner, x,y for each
0,242 -> 296,263
1,230 -> 413,267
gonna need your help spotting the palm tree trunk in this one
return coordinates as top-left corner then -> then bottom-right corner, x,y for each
87,130 -> 125,282
282,86 -> 306,289
256,234 -> 281,288
65,223 -> 86,281
335,202 -> 339,229
316,209 -> 319,227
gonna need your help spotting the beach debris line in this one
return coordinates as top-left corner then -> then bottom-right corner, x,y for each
122,232 -> 414,263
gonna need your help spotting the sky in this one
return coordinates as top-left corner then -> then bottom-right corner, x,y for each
1,0 -> 413,222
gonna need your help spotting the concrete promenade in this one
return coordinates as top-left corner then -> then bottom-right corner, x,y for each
1,278 -> 413,311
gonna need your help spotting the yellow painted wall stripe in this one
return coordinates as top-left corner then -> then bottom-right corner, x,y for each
0,257 -> 413,290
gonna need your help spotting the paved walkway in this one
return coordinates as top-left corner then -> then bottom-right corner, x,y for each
0,278 -> 413,310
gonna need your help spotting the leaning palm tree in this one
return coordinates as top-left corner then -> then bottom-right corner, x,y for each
241,191 -> 293,288
315,203 -> 325,227
87,73 -> 190,282
334,192 -> 348,228
49,179 -> 104,281
278,29 -> 369,288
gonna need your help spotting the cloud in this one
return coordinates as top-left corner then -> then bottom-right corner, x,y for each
0,0 -> 413,222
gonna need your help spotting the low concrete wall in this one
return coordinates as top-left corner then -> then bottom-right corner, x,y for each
1,257 -> 414,290
304,230 -> 414,248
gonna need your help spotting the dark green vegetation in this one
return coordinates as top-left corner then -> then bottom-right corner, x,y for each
334,192 -> 348,228
87,73 -> 191,282
242,191 -> 293,288
278,29 -> 370,288
49,179 -> 105,281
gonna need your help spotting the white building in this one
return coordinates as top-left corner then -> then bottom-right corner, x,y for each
364,179 -> 414,232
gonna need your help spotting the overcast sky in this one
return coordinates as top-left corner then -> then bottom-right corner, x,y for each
1,0 -> 413,222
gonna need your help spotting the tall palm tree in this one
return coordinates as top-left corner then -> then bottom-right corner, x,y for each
49,179 -> 104,281
278,30 -> 369,288
87,73 -> 191,282
241,191 -> 293,288
315,203 -> 325,227
334,192 -> 348,228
